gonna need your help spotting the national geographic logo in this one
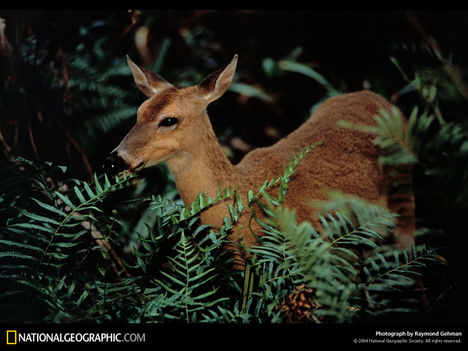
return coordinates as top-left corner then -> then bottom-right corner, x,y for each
5,329 -> 146,345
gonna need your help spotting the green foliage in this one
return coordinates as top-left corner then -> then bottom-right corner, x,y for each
0,139 -> 436,322
0,158 -> 137,321
339,106 -> 434,166
248,196 -> 436,322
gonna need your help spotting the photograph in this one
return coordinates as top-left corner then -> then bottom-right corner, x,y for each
0,9 -> 466,347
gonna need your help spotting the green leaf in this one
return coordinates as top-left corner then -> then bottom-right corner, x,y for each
31,198 -> 67,217
54,191 -> 76,210
17,209 -> 61,225
0,251 -> 39,262
229,82 -> 273,103
278,60 -> 339,95
74,186 -> 86,203
76,290 -> 89,306
94,173 -> 103,193
84,182 -> 95,199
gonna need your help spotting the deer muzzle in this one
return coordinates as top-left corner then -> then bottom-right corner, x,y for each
102,151 -> 129,175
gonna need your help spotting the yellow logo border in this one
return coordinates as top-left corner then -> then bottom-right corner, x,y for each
6,330 -> 17,345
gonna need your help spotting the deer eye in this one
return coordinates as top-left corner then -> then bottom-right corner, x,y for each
158,117 -> 179,127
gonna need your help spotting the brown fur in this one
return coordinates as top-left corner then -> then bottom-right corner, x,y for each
114,57 -> 415,265
199,90 -> 414,251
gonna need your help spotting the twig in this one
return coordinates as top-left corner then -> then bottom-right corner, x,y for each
27,119 -> 39,161
0,128 -> 12,157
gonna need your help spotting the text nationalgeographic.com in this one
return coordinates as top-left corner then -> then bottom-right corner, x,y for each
6,330 -> 145,344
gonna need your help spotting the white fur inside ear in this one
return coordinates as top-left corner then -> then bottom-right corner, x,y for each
127,55 -> 167,97
127,58 -> 153,94
202,55 -> 238,103
135,73 -> 158,95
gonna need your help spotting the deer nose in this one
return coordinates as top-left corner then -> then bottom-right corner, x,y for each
102,151 -> 128,175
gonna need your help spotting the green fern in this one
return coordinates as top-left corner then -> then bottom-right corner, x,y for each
0,159 -> 136,321
249,200 -> 436,322
0,136 -> 438,323
339,106 -> 434,166
147,232 -> 227,322
355,244 -> 437,317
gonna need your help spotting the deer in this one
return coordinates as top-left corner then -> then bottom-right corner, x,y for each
106,54 -> 415,268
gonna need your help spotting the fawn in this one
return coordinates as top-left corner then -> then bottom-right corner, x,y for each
107,55 -> 415,264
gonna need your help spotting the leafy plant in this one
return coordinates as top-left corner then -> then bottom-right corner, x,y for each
0,159 -> 136,321
0,136 -> 437,323
247,194 -> 436,323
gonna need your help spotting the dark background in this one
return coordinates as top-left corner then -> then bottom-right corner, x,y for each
2,10 -> 466,175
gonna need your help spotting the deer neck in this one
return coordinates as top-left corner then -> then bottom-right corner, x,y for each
166,122 -> 237,206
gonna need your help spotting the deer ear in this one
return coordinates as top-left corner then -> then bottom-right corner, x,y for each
198,55 -> 238,104
127,55 -> 174,98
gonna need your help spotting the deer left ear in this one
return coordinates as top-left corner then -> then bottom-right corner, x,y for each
198,55 -> 238,104
127,55 -> 174,98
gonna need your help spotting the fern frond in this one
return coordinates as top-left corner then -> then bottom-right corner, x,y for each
249,187 -> 433,322
339,106 -> 435,167
174,140 -> 323,226
150,233 -> 226,322
363,245 -> 437,289
0,159 -> 137,321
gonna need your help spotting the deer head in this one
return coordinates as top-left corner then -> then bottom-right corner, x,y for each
105,55 -> 238,173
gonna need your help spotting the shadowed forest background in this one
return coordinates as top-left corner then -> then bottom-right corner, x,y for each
0,10 -> 467,324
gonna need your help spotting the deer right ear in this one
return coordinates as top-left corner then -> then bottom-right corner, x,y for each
127,55 -> 174,98
198,55 -> 238,104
